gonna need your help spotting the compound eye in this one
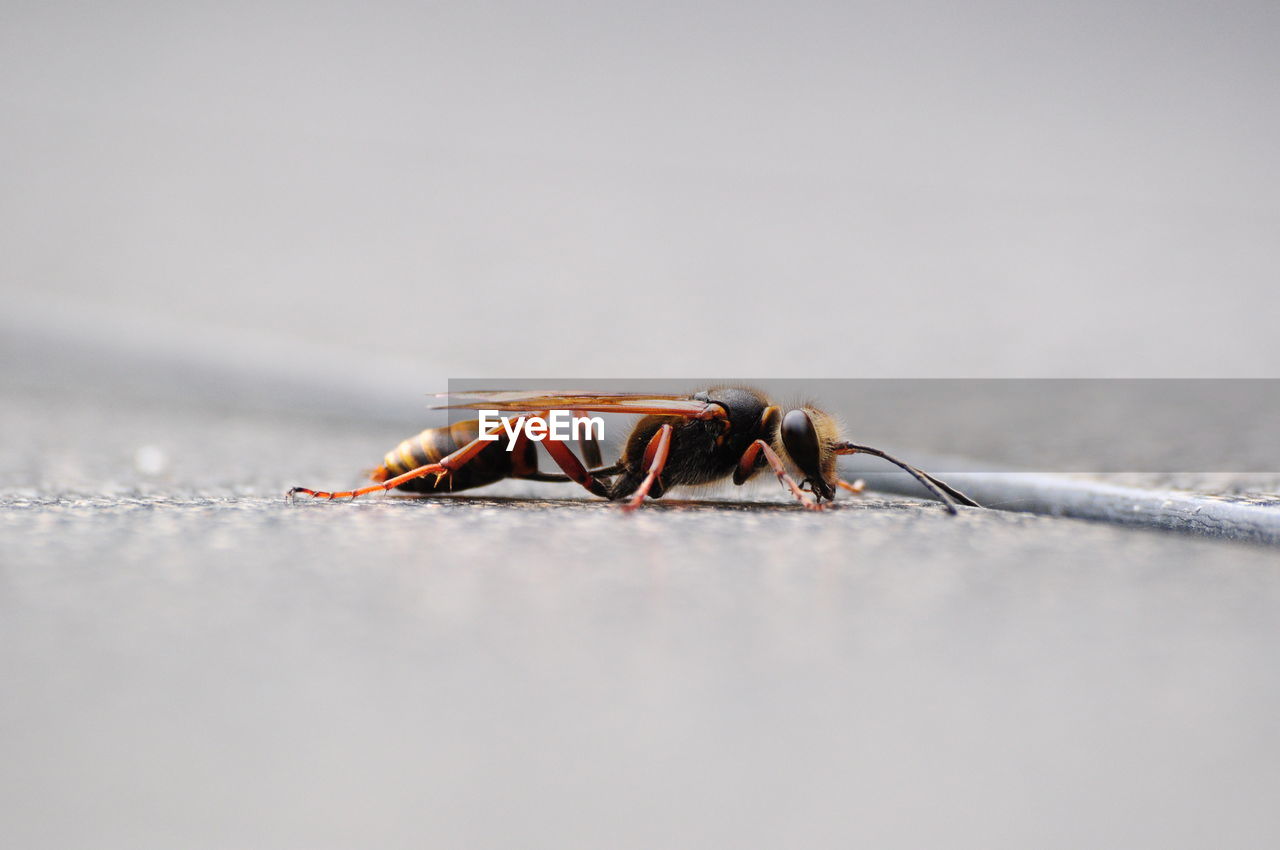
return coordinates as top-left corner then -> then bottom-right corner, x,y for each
780,409 -> 820,474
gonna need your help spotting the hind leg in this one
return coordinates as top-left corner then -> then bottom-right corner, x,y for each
288,418 -> 518,501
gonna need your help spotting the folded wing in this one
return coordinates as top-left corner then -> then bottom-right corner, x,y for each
432,391 -> 722,419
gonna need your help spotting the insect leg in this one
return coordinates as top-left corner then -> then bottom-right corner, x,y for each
517,464 -> 623,483
287,418 -> 519,501
572,408 -> 604,468
622,423 -> 673,512
501,408 -> 611,497
735,440 -> 821,510
832,442 -> 979,514
838,478 -> 866,495
730,405 -> 780,486
506,411 -> 548,479
539,437 -> 613,499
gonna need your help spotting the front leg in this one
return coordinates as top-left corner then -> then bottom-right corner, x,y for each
621,424 -> 674,512
735,439 -> 821,510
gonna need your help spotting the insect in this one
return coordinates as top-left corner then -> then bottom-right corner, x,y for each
287,387 -> 979,513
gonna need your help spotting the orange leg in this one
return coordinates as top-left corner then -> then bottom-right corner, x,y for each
541,437 -> 612,499
571,408 -> 604,469
622,424 -> 673,512
507,417 -> 539,478
507,408 -> 611,498
736,440 -> 821,510
838,478 -> 866,495
287,417 -> 520,501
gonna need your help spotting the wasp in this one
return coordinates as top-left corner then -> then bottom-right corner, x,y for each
286,387 -> 980,513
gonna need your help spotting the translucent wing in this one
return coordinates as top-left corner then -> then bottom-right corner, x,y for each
432,391 -> 721,419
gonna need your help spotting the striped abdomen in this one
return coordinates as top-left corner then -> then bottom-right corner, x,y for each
371,419 -> 531,494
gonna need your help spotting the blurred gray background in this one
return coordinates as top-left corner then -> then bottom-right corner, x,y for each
4,2 -> 1280,848
3,0 -> 1279,379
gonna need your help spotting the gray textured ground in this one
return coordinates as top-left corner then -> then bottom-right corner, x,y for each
5,1 -> 1280,844
4,369 -> 1280,850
